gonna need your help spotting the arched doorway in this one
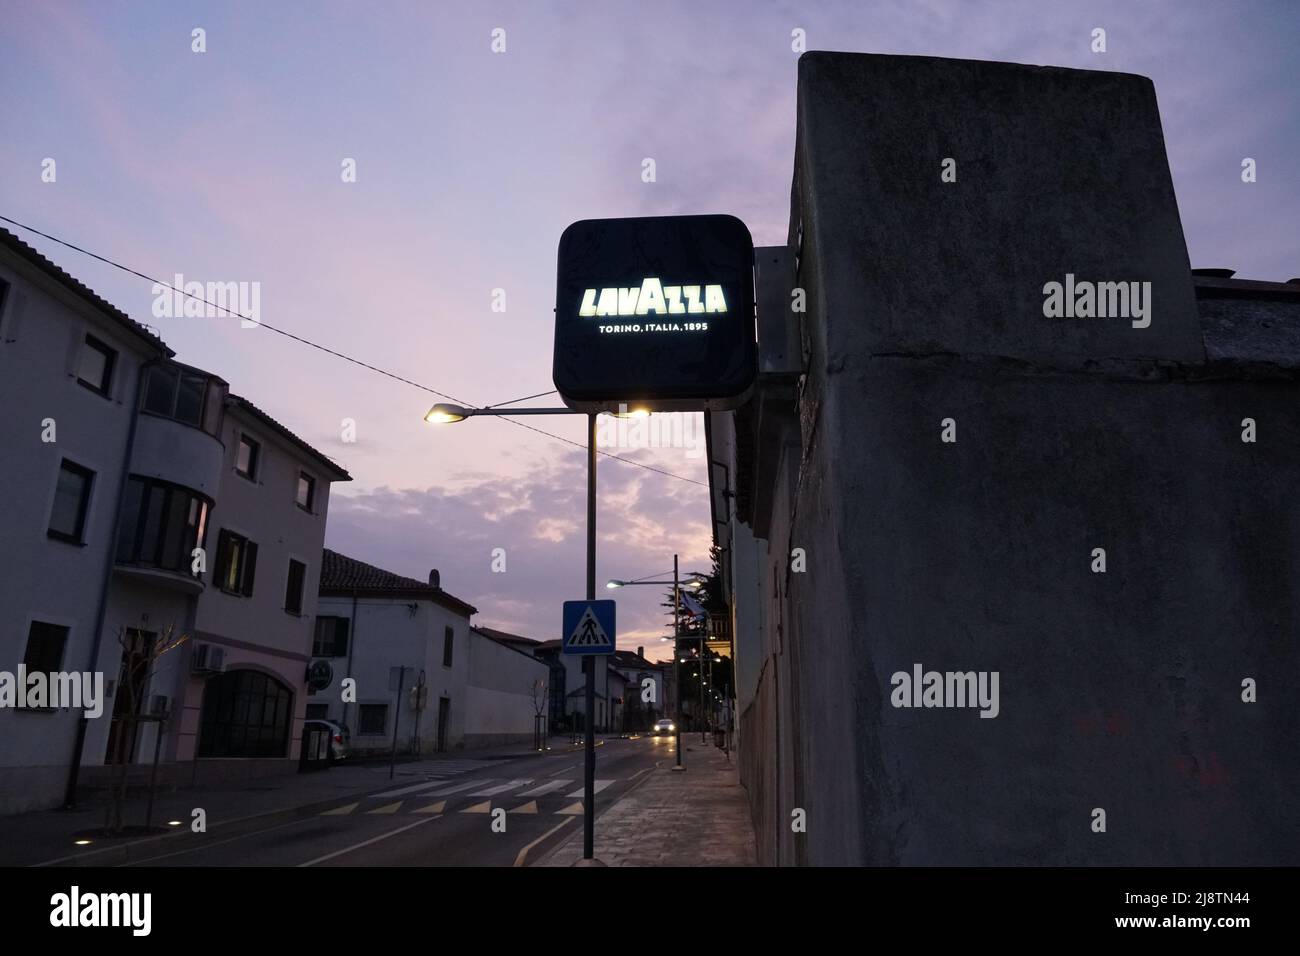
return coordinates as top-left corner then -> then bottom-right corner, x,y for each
198,669 -> 293,758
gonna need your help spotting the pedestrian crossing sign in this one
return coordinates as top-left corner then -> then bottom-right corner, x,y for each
562,600 -> 616,655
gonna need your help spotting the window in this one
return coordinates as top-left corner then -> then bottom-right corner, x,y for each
284,559 -> 306,614
296,472 -> 315,511
358,704 -> 388,736
236,435 -> 260,480
442,626 -> 454,667
215,529 -> 258,596
141,363 -> 219,431
48,460 -> 94,543
313,616 -> 350,658
76,335 -> 116,396
198,669 -> 293,758
115,477 -> 210,573
23,621 -> 68,674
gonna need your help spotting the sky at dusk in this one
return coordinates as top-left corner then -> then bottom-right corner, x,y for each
2,1 -> 1297,658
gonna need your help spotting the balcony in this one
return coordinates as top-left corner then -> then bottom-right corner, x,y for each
130,362 -> 228,496
114,475 -> 213,595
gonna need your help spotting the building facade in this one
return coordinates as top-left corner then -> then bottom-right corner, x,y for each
308,552 -> 548,752
0,228 -> 349,814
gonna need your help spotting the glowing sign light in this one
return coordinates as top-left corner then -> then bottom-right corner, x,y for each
553,215 -> 756,412
578,280 -> 728,317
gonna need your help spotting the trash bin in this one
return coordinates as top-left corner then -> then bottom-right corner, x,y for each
714,729 -> 725,748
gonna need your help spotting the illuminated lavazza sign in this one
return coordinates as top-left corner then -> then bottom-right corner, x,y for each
553,215 -> 756,412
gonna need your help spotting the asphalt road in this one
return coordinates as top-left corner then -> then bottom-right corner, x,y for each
62,735 -> 676,867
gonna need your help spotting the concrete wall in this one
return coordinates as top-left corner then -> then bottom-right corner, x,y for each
464,632 -> 549,747
726,52 -> 1300,865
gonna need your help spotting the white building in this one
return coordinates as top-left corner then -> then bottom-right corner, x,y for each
0,227 -> 350,814
308,551 -> 548,752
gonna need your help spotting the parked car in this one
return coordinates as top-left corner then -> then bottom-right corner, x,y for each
303,719 -> 350,763
652,719 -> 676,736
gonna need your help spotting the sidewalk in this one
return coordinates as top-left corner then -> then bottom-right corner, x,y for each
0,737 -> 594,867
542,738 -> 757,866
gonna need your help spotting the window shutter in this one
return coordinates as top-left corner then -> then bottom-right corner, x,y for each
215,530 -> 231,583
241,540 -> 258,596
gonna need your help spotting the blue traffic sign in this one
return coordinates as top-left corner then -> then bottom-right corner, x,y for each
562,600 -> 616,655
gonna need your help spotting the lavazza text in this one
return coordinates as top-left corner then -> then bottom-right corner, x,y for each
580,277 -> 726,334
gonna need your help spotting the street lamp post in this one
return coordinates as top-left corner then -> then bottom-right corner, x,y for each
607,566 -> 705,770
427,400 -> 604,861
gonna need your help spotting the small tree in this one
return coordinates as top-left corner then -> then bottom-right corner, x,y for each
104,623 -> 188,834
529,677 -> 547,749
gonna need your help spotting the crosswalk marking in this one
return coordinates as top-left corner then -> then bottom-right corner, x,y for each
517,779 -> 573,797
470,779 -> 533,796
556,801 -> 584,815
376,759 -> 493,778
427,778 -> 497,797
320,802 -> 358,816
460,801 -> 492,814
367,780 -> 448,799
566,779 -> 613,798
412,801 -> 445,814
366,802 -> 403,815
509,801 -> 539,814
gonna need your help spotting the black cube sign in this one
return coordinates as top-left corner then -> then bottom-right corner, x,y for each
553,214 -> 756,412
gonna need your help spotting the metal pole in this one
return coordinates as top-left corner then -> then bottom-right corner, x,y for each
699,636 -> 707,743
389,666 -> 405,780
673,555 -> 683,770
583,413 -> 596,860
144,716 -> 163,829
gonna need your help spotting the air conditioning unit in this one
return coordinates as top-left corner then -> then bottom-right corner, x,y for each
191,643 -> 226,674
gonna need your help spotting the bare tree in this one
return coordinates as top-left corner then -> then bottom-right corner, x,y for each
104,623 -> 188,834
530,677 -> 547,750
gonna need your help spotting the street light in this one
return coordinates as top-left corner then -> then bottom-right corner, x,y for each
605,557 -> 716,767
424,397 -> 610,861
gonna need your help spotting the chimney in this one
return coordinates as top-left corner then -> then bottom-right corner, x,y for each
637,645 -> 644,660
428,569 -> 440,589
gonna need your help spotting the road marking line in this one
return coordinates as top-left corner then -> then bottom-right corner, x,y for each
517,779 -> 572,797
366,802 -> 403,815
566,779 -> 613,798
321,802 -> 359,815
548,763 -> 577,777
297,815 -> 440,867
556,801 -> 584,815
121,817 -> 309,867
513,817 -> 574,867
469,779 -> 532,796
459,800 -> 492,814
427,778 -> 496,797
629,766 -> 654,780
412,801 -> 445,814
509,801 -> 539,814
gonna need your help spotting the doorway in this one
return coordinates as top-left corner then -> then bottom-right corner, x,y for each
436,696 -> 450,753
105,628 -> 154,764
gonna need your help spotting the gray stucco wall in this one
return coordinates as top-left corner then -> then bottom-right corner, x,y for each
731,52 -> 1299,865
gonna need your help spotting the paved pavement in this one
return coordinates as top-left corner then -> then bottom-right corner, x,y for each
541,735 -> 757,867
13,735 -> 680,867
